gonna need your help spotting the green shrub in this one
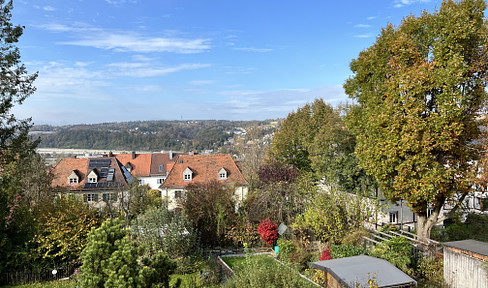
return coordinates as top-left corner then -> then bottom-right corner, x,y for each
417,256 -> 445,287
371,236 -> 413,273
277,238 -> 295,264
330,244 -> 368,259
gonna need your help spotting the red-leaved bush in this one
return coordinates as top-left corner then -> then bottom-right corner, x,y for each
320,249 -> 333,261
257,218 -> 278,246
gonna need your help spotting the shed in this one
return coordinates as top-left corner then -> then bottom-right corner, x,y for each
443,239 -> 488,288
310,255 -> 417,288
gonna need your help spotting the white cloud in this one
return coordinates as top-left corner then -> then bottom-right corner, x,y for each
394,0 -> 430,8
38,23 -> 211,54
355,24 -> 371,28
43,6 -> 55,11
233,47 -> 273,53
367,16 -> 377,20
355,34 -> 374,38
107,62 -> 210,77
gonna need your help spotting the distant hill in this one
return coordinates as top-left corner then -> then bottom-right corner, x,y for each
32,119 -> 280,152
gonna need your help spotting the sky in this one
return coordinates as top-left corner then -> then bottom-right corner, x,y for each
10,0 -> 445,125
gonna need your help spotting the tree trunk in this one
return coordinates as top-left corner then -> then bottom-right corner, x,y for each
416,199 -> 443,243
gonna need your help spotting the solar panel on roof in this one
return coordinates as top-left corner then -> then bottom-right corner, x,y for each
88,158 -> 111,169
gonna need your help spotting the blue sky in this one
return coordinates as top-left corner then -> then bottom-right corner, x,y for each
11,0 -> 444,125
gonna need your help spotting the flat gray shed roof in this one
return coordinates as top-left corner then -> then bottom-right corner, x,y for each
443,239 -> 488,257
310,255 -> 417,288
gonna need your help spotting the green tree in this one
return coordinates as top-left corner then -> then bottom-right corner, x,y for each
80,218 -> 128,288
309,105 -> 377,196
181,180 -> 235,246
344,0 -> 488,241
270,99 -> 332,171
0,0 -> 38,274
31,195 -> 100,265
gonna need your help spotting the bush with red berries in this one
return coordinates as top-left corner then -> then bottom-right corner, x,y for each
257,218 -> 278,246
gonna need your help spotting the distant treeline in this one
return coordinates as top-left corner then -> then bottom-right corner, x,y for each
34,120 -> 278,152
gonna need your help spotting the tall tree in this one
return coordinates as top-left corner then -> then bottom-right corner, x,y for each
0,0 -> 38,274
344,0 -> 488,241
309,105 -> 376,196
270,99 -> 333,171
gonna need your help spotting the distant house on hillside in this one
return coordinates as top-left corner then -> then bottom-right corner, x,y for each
115,151 -> 180,190
160,154 -> 249,210
51,156 -> 132,208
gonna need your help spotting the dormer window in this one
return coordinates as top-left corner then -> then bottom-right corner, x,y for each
183,167 -> 193,181
218,167 -> 227,180
68,170 -> 79,185
87,170 -> 98,184
159,164 -> 164,172
125,162 -> 132,172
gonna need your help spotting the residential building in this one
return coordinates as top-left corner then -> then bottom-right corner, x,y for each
160,154 -> 249,210
51,156 -> 132,209
115,151 -> 180,190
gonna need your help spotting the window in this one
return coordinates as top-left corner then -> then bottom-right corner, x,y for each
175,191 -> 182,199
159,164 -> 164,172
139,179 -> 145,185
183,167 -> 193,181
85,193 -> 98,203
157,178 -> 164,184
389,212 -> 398,224
218,168 -> 227,180
88,177 -> 97,183
103,193 -> 117,202
69,178 -> 78,184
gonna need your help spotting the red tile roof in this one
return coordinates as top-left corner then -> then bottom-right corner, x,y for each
52,157 -> 128,191
116,152 -> 180,177
116,153 -> 152,177
160,154 -> 248,188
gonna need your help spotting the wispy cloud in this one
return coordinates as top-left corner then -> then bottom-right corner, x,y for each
105,0 -> 138,5
38,23 -> 211,54
107,62 -> 210,77
233,47 -> 273,53
33,61 -> 112,101
367,16 -> 377,20
355,34 -> 374,38
354,24 -> 371,28
394,0 -> 430,8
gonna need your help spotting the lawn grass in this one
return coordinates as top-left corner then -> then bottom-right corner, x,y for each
222,254 -> 274,271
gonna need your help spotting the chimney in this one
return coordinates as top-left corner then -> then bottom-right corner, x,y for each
169,150 -> 173,160
132,151 -> 136,159
109,151 -> 114,157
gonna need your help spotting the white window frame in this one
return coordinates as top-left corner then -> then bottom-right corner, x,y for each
88,177 -> 97,183
389,211 -> 398,224
157,178 -> 164,184
184,173 -> 192,181
69,178 -> 78,184
87,193 -> 96,203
